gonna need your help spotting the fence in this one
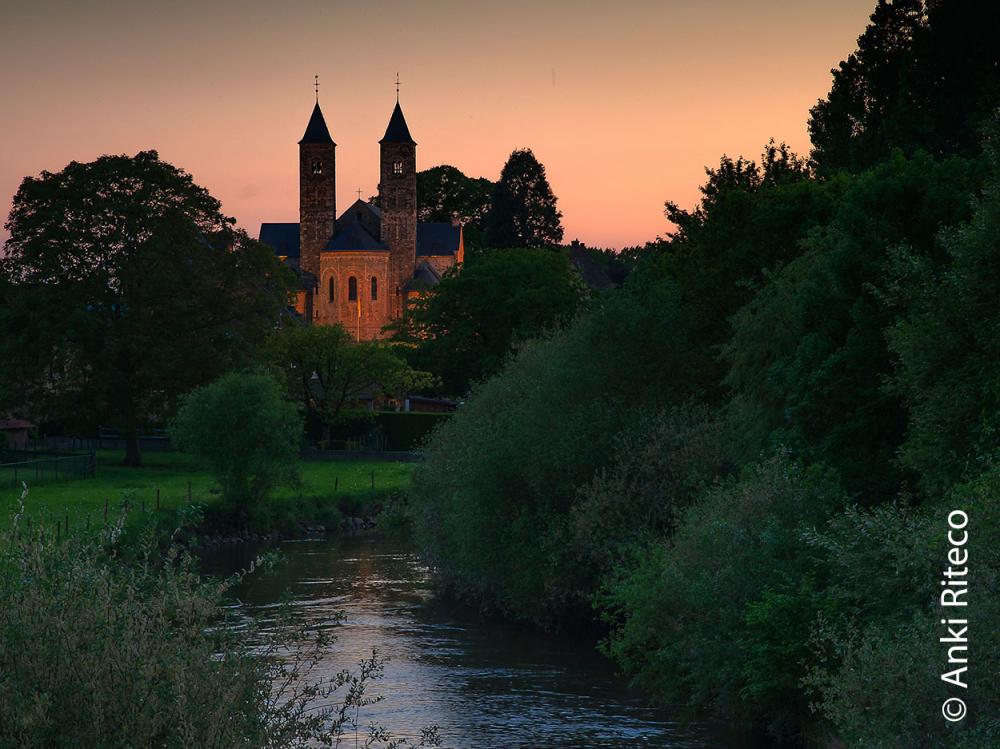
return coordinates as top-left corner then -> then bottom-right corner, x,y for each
0,450 -> 96,490
44,435 -> 173,452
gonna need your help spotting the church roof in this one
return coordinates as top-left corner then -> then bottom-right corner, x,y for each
299,102 -> 335,145
416,223 -> 461,256
260,216 -> 460,260
405,261 -> 442,291
324,217 -> 388,252
380,102 -> 416,145
259,222 -> 300,258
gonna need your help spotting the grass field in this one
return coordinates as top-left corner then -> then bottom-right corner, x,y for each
0,449 -> 416,534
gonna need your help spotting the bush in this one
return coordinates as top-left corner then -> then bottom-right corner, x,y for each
170,372 -> 302,513
597,455 -> 846,737
0,488 -> 442,748
375,412 -> 450,451
409,276 -> 700,622
569,402 -> 738,574
805,466 -> 1000,748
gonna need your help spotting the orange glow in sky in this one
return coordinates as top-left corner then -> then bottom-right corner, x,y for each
0,0 -> 874,249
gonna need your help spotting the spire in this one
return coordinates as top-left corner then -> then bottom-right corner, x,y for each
299,101 -> 335,145
380,101 -> 416,145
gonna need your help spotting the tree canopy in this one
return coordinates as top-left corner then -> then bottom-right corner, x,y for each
486,149 -> 564,248
265,323 -> 433,439
809,0 -> 1000,173
0,150 -> 291,465
389,247 -> 586,395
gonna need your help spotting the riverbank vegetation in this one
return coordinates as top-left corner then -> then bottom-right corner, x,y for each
0,486 -> 440,748
408,3 -> 1000,747
0,449 -> 414,538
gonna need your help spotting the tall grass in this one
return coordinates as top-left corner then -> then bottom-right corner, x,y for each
0,484 -> 439,749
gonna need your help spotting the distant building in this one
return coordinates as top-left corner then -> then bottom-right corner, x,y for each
0,418 -> 33,448
259,94 -> 463,340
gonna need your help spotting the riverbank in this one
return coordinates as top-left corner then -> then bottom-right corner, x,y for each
0,449 -> 415,541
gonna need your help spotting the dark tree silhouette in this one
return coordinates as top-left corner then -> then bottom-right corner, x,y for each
416,165 -> 494,229
809,0 -> 1000,173
487,148 -> 564,248
0,151 -> 291,466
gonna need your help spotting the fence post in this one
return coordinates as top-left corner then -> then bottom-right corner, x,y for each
65,514 -> 69,536
104,498 -> 109,522
335,476 -> 339,492
156,487 -> 160,511
371,470 -> 375,490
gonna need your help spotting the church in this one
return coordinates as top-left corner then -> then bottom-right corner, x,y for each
259,92 -> 464,340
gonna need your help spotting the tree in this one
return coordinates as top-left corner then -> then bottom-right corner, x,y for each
656,141 -> 827,399
170,372 -> 302,512
486,149 -> 564,248
389,248 -> 586,394
722,150 -> 981,498
886,141 -> 1000,493
408,271 -> 702,623
0,151 -> 291,466
266,323 -> 433,441
416,165 -> 493,235
808,0 -> 1000,173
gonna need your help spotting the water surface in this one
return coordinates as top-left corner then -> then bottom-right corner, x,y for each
202,535 -> 751,748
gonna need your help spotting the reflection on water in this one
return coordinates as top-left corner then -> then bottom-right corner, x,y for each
201,535 -> 752,749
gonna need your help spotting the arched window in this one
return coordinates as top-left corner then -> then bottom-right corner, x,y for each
370,276 -> 378,300
328,276 -> 335,301
348,276 -> 358,301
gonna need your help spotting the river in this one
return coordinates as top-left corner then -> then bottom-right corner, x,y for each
201,535 -> 755,748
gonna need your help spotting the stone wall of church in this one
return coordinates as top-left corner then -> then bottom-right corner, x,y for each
299,142 -> 336,278
379,141 -> 417,319
316,251 -> 392,340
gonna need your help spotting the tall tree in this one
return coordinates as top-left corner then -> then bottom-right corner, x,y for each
389,248 -> 585,394
809,0 -> 1000,173
486,149 -> 564,248
0,151 -> 291,466
416,165 -> 493,227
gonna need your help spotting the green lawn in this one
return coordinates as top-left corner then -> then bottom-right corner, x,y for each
0,449 -> 415,533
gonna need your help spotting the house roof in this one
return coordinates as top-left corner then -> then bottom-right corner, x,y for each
324,218 -> 388,252
299,102 -> 335,145
380,102 -> 416,145
259,223 -> 301,258
416,223 -> 460,256
0,418 -> 33,430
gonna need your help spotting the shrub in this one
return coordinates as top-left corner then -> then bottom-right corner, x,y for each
597,455 -> 846,737
409,277 -> 700,622
0,488 -> 440,748
170,372 -> 302,513
375,412 -> 450,451
569,402 -> 738,574
806,466 -> 1000,748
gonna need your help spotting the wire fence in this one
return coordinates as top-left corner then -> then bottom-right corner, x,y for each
0,450 -> 96,490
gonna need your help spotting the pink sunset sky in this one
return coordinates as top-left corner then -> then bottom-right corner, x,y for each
0,0 -> 874,249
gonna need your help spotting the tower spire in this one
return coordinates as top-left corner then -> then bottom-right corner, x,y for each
396,72 -> 400,103
314,74 -> 319,103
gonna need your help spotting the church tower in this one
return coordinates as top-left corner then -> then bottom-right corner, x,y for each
378,98 -> 417,318
299,100 -> 336,280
